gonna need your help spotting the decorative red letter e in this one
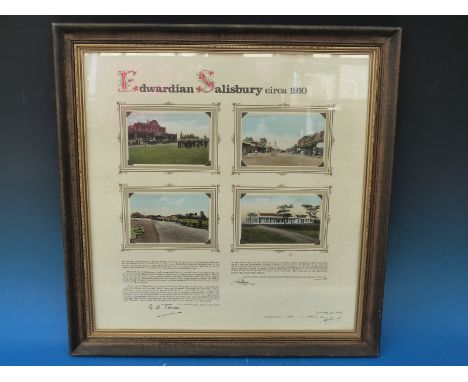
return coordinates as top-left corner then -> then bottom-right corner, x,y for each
118,70 -> 138,92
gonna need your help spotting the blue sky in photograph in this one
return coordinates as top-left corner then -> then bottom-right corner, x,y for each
240,194 -> 322,218
127,111 -> 210,137
242,112 -> 325,150
130,192 -> 209,216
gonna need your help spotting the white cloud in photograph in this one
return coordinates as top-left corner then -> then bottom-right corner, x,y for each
242,112 -> 325,150
130,192 -> 209,216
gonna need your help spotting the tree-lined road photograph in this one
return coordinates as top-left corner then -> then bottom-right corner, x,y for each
129,192 -> 210,245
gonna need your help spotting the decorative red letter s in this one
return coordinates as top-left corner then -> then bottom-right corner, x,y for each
196,70 -> 215,93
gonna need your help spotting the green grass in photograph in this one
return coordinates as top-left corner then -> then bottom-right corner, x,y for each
131,224 -> 145,240
129,143 -> 209,165
274,224 -> 320,239
240,224 -> 319,244
241,225 -> 296,244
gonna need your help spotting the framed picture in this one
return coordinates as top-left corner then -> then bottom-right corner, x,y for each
233,105 -> 333,174
122,185 -> 218,250
120,103 -> 219,173
232,186 -> 330,252
53,23 -> 401,357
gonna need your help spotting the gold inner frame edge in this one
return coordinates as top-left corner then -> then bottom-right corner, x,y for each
73,43 -> 380,340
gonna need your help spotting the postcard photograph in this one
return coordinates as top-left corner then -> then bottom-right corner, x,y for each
126,109 -> 212,168
240,111 -> 327,170
239,192 -> 324,247
127,191 -> 213,246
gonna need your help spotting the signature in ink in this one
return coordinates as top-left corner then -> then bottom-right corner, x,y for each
321,314 -> 342,324
155,311 -> 183,318
264,311 -> 343,323
147,303 -> 183,317
315,311 -> 343,324
232,278 -> 255,286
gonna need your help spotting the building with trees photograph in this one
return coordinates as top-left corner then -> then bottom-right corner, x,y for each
240,193 -> 322,245
126,110 -> 211,166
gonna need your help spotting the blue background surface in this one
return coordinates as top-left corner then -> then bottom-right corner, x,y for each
1,16 -> 468,365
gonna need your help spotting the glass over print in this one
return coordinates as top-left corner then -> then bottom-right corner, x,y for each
85,50 -> 367,332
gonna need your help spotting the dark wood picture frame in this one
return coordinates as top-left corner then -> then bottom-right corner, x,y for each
53,23 -> 401,357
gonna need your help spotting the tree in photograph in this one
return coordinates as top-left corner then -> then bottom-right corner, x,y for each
302,204 -> 320,222
259,137 -> 268,146
246,212 -> 257,223
277,204 -> 294,224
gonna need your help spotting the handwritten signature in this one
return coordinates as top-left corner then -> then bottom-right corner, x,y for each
264,311 -> 343,324
147,303 -> 183,318
232,278 -> 255,286
320,314 -> 342,324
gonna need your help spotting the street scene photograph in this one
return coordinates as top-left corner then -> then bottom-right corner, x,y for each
128,192 -> 211,244
240,112 -> 326,168
126,110 -> 211,166
239,193 -> 322,245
